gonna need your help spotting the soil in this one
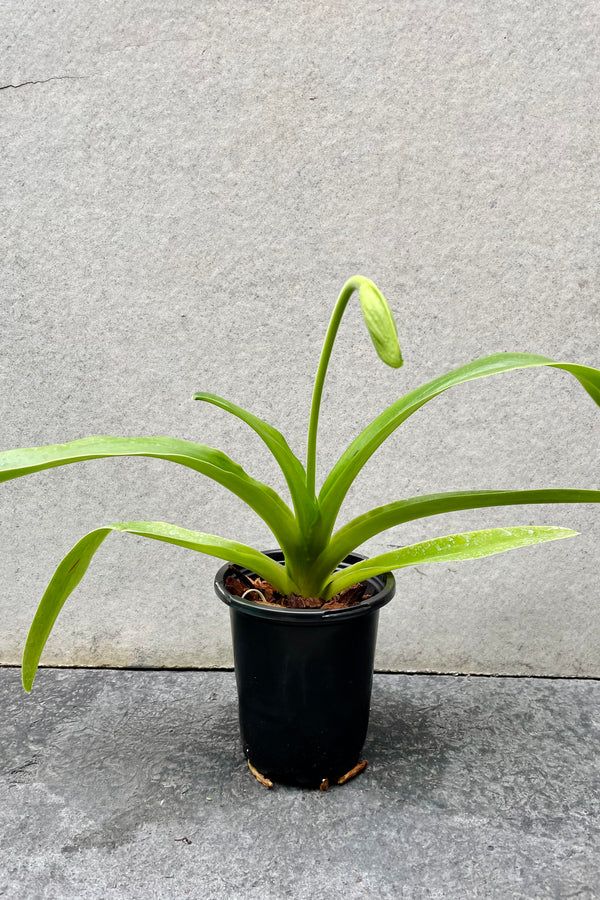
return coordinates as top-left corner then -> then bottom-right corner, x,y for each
225,566 -> 373,610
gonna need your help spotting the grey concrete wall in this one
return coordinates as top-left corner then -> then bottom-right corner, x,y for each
1,0 -> 598,677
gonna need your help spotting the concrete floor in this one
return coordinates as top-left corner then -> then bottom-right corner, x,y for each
1,669 -> 599,899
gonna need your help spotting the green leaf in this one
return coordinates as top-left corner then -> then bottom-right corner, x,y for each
322,526 -> 578,598
358,280 -> 403,368
315,488 -> 600,579
193,392 -> 316,529
319,353 -> 600,535
0,436 -> 299,554
22,521 -> 297,692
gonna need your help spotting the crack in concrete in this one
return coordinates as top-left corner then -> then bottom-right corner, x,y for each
0,75 -> 89,91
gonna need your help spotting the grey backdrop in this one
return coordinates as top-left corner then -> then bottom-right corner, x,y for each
1,1 -> 599,676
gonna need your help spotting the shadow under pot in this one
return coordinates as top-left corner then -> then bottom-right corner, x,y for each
214,549 -> 395,788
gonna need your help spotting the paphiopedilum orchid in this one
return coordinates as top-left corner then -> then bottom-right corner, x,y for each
1,275 -> 599,691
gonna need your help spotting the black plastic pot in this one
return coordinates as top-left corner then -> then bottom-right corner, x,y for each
214,550 -> 395,787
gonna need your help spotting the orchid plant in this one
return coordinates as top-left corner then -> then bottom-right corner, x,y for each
2,276 -> 599,692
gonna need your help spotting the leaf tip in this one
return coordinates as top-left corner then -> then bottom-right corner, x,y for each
21,668 -> 34,693
546,526 -> 579,537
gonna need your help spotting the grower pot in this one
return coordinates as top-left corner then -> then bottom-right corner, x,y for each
214,550 -> 395,787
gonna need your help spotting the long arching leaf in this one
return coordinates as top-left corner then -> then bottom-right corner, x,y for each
22,521 -> 298,692
0,436 -> 299,553
193,392 -> 316,528
322,526 -> 578,599
319,354 -> 600,534
315,488 -> 600,579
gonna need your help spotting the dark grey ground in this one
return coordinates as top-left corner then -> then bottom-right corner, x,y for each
1,669 -> 599,899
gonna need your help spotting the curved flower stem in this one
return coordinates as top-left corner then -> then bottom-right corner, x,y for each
306,276 -> 366,498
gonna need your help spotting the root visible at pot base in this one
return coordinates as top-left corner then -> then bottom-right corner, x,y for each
246,759 -> 368,790
316,760 -> 369,791
248,759 -> 273,788
337,759 -> 368,785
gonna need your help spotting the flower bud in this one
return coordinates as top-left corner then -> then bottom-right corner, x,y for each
358,280 -> 403,368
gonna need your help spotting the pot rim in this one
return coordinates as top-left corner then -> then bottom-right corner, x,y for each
214,548 -> 395,623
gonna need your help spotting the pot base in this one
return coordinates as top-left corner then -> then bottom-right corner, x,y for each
247,756 -> 369,791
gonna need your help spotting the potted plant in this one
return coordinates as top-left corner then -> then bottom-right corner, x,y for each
2,275 -> 599,789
